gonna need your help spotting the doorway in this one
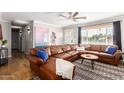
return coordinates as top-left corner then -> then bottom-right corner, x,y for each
11,28 -> 22,53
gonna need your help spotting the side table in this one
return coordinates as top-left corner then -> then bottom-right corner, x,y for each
0,47 -> 8,65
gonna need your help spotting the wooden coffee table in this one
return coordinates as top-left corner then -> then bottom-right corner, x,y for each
81,54 -> 99,70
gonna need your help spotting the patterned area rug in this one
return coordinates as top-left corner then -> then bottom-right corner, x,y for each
32,59 -> 124,80
73,59 -> 124,80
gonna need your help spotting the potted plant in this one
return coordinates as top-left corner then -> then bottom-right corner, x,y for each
2,40 -> 7,48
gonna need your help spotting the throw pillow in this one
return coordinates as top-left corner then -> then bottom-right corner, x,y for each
36,50 -> 48,63
106,47 -> 117,55
105,46 -> 110,52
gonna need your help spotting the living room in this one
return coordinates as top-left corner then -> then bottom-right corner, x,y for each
1,0 -> 124,93
0,12 -> 124,80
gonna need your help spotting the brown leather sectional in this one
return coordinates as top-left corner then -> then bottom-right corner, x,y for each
27,44 -> 122,80
84,44 -> 122,65
27,44 -> 78,80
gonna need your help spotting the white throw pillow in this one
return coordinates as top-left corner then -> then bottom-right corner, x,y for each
76,47 -> 85,51
105,46 -> 111,52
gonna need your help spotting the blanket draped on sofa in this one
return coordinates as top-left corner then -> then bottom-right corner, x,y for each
56,58 -> 75,80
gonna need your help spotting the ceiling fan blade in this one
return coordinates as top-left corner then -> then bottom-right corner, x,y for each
69,12 -> 72,17
59,14 -> 68,19
73,12 -> 79,17
72,18 -> 78,22
75,16 -> 87,19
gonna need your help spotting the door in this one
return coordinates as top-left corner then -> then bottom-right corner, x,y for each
12,29 -> 19,50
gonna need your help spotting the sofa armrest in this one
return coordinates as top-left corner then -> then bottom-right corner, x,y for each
113,50 -> 122,64
27,55 -> 44,65
113,50 -> 122,57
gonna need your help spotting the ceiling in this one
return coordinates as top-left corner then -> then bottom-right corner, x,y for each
1,12 -> 124,27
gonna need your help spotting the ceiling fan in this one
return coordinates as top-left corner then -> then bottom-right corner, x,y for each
59,12 -> 87,22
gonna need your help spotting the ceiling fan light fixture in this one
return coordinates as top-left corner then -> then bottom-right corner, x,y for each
59,12 -> 87,22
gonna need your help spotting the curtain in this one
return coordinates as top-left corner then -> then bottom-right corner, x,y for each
78,27 -> 81,46
113,21 -> 122,50
0,24 -> 3,40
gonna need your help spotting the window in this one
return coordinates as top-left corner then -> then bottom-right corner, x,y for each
81,23 -> 113,45
64,29 -> 75,44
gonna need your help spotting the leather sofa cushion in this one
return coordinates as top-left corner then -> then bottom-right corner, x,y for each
30,47 -> 51,56
85,50 -> 100,55
84,50 -> 114,59
67,51 -> 79,56
50,46 -> 63,55
90,45 -> 101,51
98,52 -> 114,59
62,45 -> 72,52
70,45 -> 78,50
54,53 -> 71,60
44,47 -> 51,56
100,45 -> 108,52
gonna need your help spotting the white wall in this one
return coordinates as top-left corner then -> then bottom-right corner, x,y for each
23,21 -> 34,54
21,27 -> 25,52
121,20 -> 124,53
0,13 -> 2,20
0,21 -> 11,57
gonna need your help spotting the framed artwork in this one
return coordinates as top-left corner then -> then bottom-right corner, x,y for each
50,32 -> 56,45
35,26 -> 49,48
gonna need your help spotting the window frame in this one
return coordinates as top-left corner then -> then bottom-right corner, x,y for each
81,23 -> 113,45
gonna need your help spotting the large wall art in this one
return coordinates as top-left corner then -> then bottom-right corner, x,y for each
35,25 -> 49,47
50,32 -> 56,45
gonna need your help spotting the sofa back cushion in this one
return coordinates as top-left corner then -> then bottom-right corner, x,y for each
90,45 -> 101,51
100,45 -> 108,52
100,45 -> 118,52
62,45 -> 72,52
50,46 -> 63,55
44,47 -> 51,56
30,47 -> 52,56
70,45 -> 78,50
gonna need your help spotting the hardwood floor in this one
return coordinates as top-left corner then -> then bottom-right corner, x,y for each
0,50 -> 34,80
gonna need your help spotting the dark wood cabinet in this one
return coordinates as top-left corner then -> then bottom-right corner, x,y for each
0,47 -> 8,65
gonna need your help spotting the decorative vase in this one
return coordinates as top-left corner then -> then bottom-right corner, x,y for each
1,45 -> 6,48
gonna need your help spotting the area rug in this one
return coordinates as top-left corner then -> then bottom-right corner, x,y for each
32,59 -> 124,80
73,59 -> 124,80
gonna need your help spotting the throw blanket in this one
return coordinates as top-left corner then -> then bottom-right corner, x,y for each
56,58 -> 75,80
